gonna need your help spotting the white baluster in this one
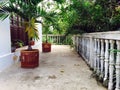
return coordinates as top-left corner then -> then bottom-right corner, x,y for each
85,38 -> 88,61
79,37 -> 82,53
76,37 -> 79,52
75,36 -> 77,51
86,38 -> 88,60
80,37 -> 82,53
86,38 -> 90,62
108,40 -> 115,90
84,37 -> 86,59
104,40 -> 109,81
83,38 -> 85,57
94,38 -> 97,71
72,36 -> 75,46
115,40 -> 120,90
97,39 -> 100,74
89,37 -> 94,68
100,39 -> 104,78
57,36 -> 58,44
78,37 -> 81,53
82,37 -> 84,56
80,37 -> 82,54
59,35 -> 60,44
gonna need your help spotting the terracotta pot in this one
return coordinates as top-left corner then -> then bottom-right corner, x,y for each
29,41 -> 35,46
42,43 -> 51,52
20,49 -> 39,68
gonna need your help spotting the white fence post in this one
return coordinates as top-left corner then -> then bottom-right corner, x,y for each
94,38 -> 97,71
115,40 -> 120,90
87,38 -> 90,64
96,39 -> 100,75
100,39 -> 104,78
108,40 -> 115,90
82,37 -> 84,57
104,39 -> 109,82
89,37 -> 94,68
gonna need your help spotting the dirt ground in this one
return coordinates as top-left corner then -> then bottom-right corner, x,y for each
0,45 -> 107,90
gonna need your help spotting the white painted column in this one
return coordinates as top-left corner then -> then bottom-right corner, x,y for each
97,39 -> 100,74
100,39 -> 104,77
108,40 -> 115,90
115,40 -> 120,90
94,38 -> 97,71
104,39 -> 109,81
35,23 -> 42,51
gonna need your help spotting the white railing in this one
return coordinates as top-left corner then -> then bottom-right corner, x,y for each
42,34 -> 72,45
73,31 -> 120,90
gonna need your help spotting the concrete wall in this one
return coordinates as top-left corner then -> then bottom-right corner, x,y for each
0,17 -> 14,72
33,23 -> 42,51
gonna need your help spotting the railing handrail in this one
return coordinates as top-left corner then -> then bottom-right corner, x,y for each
42,34 -> 65,36
81,31 -> 120,40
73,31 -> 120,90
42,34 -> 72,45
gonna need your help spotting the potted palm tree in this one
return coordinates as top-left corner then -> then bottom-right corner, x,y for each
42,12 -> 61,52
0,0 -> 65,68
0,0 -> 41,68
42,20 -> 52,52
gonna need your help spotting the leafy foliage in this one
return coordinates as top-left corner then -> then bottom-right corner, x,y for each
61,0 -> 120,34
24,18 -> 39,40
0,0 -> 66,40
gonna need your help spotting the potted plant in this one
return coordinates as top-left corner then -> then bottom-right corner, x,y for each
0,0 -> 41,68
0,0 -> 65,67
41,13 -> 59,52
42,22 -> 52,52
42,34 -> 51,52
20,17 -> 39,68
29,40 -> 35,46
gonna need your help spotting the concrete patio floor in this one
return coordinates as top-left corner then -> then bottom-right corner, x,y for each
0,45 -> 107,90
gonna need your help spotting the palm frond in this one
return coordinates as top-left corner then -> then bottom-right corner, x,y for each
0,13 -> 9,20
24,18 -> 39,40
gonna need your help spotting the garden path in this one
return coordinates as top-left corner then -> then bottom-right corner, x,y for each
0,45 -> 107,90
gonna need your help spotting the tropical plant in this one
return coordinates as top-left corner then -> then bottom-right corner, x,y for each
63,0 -> 120,34
0,0 -> 65,50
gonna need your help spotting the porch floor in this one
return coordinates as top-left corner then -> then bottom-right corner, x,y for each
0,45 -> 107,90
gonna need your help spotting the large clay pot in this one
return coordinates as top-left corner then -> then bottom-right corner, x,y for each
20,49 -> 39,68
42,43 -> 51,52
